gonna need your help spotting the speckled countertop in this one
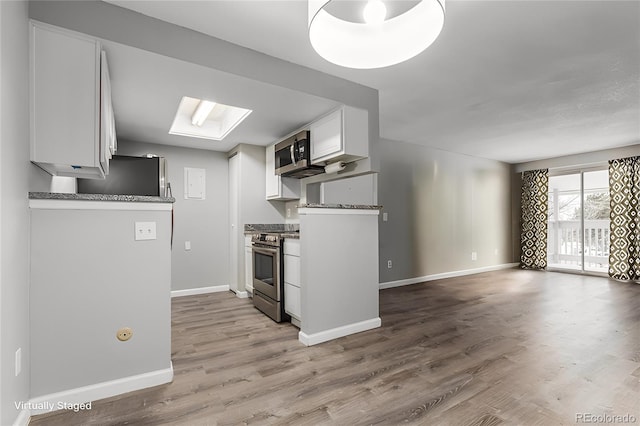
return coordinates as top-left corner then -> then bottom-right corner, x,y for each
29,192 -> 176,203
298,203 -> 382,210
244,223 -> 300,239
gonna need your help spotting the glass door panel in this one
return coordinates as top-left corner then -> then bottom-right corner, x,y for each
548,174 -> 582,270
583,170 -> 610,273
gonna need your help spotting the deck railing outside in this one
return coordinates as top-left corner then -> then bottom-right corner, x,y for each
547,219 -> 610,272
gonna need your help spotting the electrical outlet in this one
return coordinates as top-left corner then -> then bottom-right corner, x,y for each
116,327 -> 133,342
185,241 -> 191,251
287,208 -> 291,218
134,222 -> 156,241
471,252 -> 477,261
382,212 -> 388,222
15,348 -> 21,377
387,260 -> 392,269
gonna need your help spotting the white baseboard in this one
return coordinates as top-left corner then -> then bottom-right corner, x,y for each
299,317 -> 381,346
12,409 -> 30,426
379,263 -> 519,290
171,285 -> 229,298
28,364 -> 173,416
233,290 -> 249,299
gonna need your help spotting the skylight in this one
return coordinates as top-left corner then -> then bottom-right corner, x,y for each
169,96 -> 252,141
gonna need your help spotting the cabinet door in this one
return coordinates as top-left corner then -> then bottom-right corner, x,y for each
265,144 -> 280,199
283,240 -> 301,256
31,23 -> 101,170
284,283 -> 301,320
284,254 -> 300,287
245,246 -> 253,293
265,144 -> 300,200
310,109 -> 343,163
100,51 -> 112,174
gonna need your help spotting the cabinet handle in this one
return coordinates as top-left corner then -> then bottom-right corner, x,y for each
290,144 -> 297,167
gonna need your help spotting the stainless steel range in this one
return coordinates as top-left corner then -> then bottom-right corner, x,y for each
251,232 -> 288,322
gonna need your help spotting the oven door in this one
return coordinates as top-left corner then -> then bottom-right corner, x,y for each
252,245 -> 281,301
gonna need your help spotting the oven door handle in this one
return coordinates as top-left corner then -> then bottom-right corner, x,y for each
252,245 -> 278,256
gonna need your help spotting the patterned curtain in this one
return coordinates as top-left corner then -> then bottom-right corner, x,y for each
609,156 -> 640,281
521,169 -> 549,270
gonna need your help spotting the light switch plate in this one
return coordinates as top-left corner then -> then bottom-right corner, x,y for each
135,222 -> 157,241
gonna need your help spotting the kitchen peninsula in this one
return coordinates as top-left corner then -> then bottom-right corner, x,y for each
28,192 -> 175,413
298,203 -> 382,345
247,203 -> 381,346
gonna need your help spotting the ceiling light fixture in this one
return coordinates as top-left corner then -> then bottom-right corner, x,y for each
308,0 -> 445,69
363,0 -> 387,24
170,96 -> 252,141
191,100 -> 216,127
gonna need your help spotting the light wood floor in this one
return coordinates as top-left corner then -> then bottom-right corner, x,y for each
31,269 -> 640,425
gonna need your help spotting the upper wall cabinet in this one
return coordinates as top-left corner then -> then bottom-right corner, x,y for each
30,21 -> 116,179
265,144 -> 300,200
310,106 -> 368,165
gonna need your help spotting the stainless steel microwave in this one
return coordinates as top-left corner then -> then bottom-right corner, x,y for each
274,131 -> 325,179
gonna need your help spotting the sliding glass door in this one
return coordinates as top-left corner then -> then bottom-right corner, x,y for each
547,169 -> 610,273
582,170 -> 610,273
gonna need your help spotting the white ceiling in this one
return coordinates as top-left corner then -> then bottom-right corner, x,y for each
101,40 -> 340,152
106,0 -> 640,163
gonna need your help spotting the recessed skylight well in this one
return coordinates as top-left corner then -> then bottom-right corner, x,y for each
169,96 -> 252,141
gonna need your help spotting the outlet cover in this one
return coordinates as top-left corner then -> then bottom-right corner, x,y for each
135,222 -> 157,241
185,241 -> 191,251
471,252 -> 478,261
382,212 -> 388,222
387,260 -> 392,269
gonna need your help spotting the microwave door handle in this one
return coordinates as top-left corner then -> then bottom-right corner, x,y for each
290,144 -> 297,167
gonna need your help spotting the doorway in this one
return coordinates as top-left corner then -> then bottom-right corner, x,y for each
547,169 -> 610,273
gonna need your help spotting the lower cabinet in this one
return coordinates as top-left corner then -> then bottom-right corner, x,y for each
283,239 -> 301,324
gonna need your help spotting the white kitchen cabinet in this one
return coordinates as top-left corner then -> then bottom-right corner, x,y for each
265,143 -> 300,200
284,239 -> 302,324
30,21 -> 116,179
245,236 -> 253,294
101,51 -> 117,160
310,106 -> 368,165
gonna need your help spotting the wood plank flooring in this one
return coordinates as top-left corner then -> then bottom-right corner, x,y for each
31,269 -> 640,425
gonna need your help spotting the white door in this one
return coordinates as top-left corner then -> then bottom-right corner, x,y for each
229,153 -> 239,293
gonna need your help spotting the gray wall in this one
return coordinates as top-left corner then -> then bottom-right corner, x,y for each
321,173 -> 377,205
378,138 -> 514,284
117,140 -> 229,291
30,207 -> 171,397
0,2 -> 32,423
